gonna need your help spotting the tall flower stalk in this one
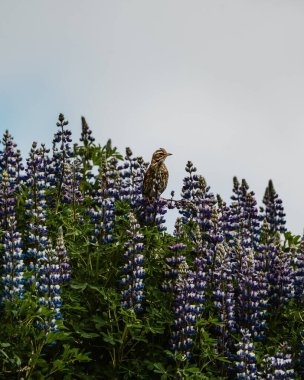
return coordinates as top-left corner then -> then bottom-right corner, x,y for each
0,132 -> 25,305
1,215 -> 25,303
52,113 -> 73,210
24,142 -> 49,282
36,241 -> 65,332
121,213 -> 145,313
90,158 -> 118,244
262,180 -> 286,234
234,329 -> 257,379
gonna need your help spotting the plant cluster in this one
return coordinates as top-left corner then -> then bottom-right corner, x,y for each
0,114 -> 303,379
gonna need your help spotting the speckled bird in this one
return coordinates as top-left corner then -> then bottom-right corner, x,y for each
142,148 -> 172,199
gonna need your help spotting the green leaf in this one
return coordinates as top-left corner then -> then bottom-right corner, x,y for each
153,363 -> 166,374
70,282 -> 88,291
0,342 -> 10,348
78,332 -> 100,339
45,331 -> 71,344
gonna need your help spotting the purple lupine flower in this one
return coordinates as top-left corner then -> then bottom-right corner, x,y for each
118,147 -> 148,207
77,116 -> 95,184
197,205 -> 226,305
234,329 -> 257,379
141,197 -> 168,232
229,178 -> 260,252
0,170 -> 16,231
121,213 -> 145,313
262,180 -> 286,234
0,131 -> 24,231
213,243 -> 236,357
163,218 -> 187,292
192,225 -> 207,314
300,330 -> 304,376
56,227 -> 71,283
51,113 -> 73,207
90,158 -> 118,244
213,243 -> 236,330
255,223 -> 293,314
180,161 -> 216,235
80,116 -> 95,145
194,207 -> 224,294
194,175 -> 216,234
24,142 -> 49,283
260,343 -> 294,379
32,143 -> 55,192
106,157 -> 121,200
62,159 -> 84,206
170,260 -> 197,360
293,235 -> 304,302
0,134 -> 25,303
229,177 -> 243,237
36,242 -> 63,332
163,219 -> 198,359
180,161 -> 199,208
208,206 -> 224,246
0,130 -> 24,186
235,250 -> 268,340
217,194 -> 233,243
240,180 -> 261,246
1,215 -> 25,302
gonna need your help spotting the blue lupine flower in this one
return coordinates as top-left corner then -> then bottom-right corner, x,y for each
121,213 -> 145,313
142,197 -> 168,232
257,224 -> 294,307
1,215 -> 25,303
213,242 -> 236,358
262,180 -> 286,234
170,260 -> 197,360
192,225 -> 207,313
80,116 -> 95,145
180,161 -> 216,235
56,227 -> 71,283
208,206 -> 224,246
163,218 -> 187,291
51,113 -> 73,206
0,133 -> 25,305
0,131 -> 24,230
234,329 -> 257,379
217,194 -> 233,243
62,159 -> 84,206
261,343 -> 294,379
90,158 -> 118,244
118,147 -> 148,207
196,207 -> 225,292
235,249 -> 268,340
0,130 -> 24,187
164,219 -> 198,359
0,170 -> 16,230
24,142 -> 49,282
36,242 -> 63,332
75,116 -> 96,184
228,178 -> 261,251
213,244 -> 236,334
293,235 -> 304,303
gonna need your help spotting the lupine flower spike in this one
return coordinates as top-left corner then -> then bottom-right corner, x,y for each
121,213 -> 145,313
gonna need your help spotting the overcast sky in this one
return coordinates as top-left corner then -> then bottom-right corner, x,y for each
1,0 -> 304,233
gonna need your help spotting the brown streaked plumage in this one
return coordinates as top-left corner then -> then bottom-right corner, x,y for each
143,148 -> 172,199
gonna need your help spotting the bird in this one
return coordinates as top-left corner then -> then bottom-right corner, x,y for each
142,148 -> 172,199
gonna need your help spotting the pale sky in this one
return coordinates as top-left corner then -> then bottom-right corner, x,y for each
1,1 -> 304,234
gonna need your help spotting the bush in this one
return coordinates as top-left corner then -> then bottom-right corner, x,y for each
0,114 -> 303,379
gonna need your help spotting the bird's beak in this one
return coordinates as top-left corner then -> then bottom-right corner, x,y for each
166,153 -> 172,156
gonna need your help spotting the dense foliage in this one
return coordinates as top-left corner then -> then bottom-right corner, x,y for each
0,114 -> 303,379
